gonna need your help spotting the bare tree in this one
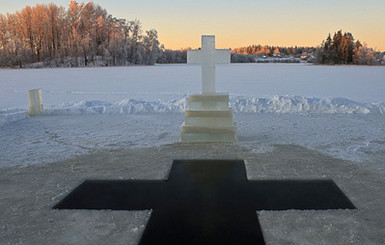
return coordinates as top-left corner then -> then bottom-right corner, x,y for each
0,1 -> 161,68
353,43 -> 377,65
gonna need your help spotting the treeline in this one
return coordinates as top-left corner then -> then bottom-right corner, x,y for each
157,48 -> 189,64
0,1 -> 161,68
157,49 -> 259,63
1,2 -> 382,68
231,45 -> 316,57
316,30 -> 379,65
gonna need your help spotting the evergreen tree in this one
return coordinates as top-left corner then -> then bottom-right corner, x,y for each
331,30 -> 343,64
316,31 -> 379,65
341,32 -> 354,64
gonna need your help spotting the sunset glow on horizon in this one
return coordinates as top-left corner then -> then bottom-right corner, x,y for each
1,0 -> 384,50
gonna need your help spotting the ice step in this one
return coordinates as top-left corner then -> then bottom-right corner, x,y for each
181,93 -> 237,142
181,132 -> 237,142
185,110 -> 233,118
181,123 -> 236,134
188,93 -> 230,111
184,110 -> 233,127
185,117 -> 234,127
189,93 -> 229,102
189,101 -> 229,111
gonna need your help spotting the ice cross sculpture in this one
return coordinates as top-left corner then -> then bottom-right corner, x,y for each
187,35 -> 230,94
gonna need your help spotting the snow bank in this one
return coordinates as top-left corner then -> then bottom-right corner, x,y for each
44,98 -> 188,115
0,109 -> 28,127
45,96 -> 385,116
231,96 -> 385,114
1,96 -> 385,127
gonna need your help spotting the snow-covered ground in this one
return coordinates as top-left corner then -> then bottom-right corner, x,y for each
1,63 -> 385,110
0,63 -> 385,168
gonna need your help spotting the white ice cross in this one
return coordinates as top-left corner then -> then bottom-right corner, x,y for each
187,35 -> 230,94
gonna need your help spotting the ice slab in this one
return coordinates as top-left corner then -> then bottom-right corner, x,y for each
181,93 -> 237,142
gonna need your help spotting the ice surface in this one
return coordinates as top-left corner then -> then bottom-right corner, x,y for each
1,112 -> 384,169
0,64 -> 384,168
1,64 -> 385,110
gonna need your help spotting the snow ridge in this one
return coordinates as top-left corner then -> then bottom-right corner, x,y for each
0,109 -> 28,127
45,98 -> 188,115
1,96 -> 384,127
46,96 -> 384,115
231,95 -> 381,114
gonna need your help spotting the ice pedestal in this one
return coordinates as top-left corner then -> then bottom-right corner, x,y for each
28,89 -> 43,117
181,93 -> 237,142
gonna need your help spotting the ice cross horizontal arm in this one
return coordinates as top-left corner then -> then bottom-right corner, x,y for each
187,35 -> 230,94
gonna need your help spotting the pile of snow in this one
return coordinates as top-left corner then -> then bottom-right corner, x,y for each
27,95 -> 385,116
0,109 -> 28,127
45,98 -> 187,115
231,96 -> 385,114
1,95 -> 385,128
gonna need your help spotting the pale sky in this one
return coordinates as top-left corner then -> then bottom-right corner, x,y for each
1,0 -> 384,50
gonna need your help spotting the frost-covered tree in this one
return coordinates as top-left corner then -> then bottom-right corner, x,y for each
316,34 -> 334,64
231,44 -> 314,58
315,30 -> 379,65
157,47 -> 188,64
0,1 -> 161,68
353,43 -> 377,65
142,30 -> 161,65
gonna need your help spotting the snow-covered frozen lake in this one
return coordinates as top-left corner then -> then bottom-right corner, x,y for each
1,63 -> 385,110
0,63 -> 385,168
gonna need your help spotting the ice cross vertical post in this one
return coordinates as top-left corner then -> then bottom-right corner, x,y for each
187,35 -> 230,94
